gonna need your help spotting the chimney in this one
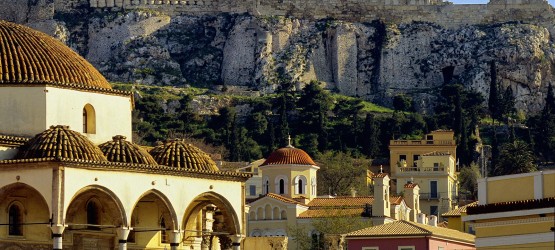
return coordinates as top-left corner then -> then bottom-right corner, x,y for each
403,181 -> 420,222
417,213 -> 426,224
428,215 -> 438,227
350,187 -> 357,197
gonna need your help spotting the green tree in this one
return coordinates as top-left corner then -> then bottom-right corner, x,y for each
361,114 -> 380,158
501,86 -> 516,119
393,94 -> 412,112
458,163 -> 481,200
493,140 -> 536,176
488,61 -> 502,120
316,151 -> 371,196
298,82 -> 334,151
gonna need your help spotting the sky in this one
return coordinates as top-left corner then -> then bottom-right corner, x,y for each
450,0 -> 554,6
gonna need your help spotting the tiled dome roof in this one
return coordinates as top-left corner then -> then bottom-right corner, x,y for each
15,125 -> 107,161
0,20 -> 112,89
261,146 -> 316,166
150,139 -> 218,171
99,135 -> 158,165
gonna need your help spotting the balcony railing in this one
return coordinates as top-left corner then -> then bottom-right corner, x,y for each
396,165 -> 448,174
419,192 -> 458,200
390,140 -> 456,146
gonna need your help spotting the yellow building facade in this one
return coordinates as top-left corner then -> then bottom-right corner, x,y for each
463,170 -> 555,250
390,130 -> 459,219
0,21 -> 249,250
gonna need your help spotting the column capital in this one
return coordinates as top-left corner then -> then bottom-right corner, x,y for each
170,230 -> 184,244
116,227 -> 132,240
229,234 -> 245,243
50,224 -> 67,234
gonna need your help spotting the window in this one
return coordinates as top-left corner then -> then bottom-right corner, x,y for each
8,203 -> 23,236
399,155 -> 407,161
279,179 -> 285,194
273,207 -> 280,220
263,177 -> 269,195
433,163 -> 439,171
87,199 -> 101,230
430,205 -> 438,216
430,180 -> 438,199
294,175 -> 307,195
398,247 -> 415,250
264,205 -> 272,220
160,216 -> 169,243
249,185 -> 256,196
280,210 -> 287,220
82,104 -> 96,134
256,207 -> 264,220
275,176 -> 288,195
427,135 -> 434,140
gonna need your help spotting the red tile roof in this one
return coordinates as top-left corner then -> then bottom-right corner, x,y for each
373,173 -> 388,178
261,146 -> 316,166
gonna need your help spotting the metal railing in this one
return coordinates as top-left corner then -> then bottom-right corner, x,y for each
419,192 -> 458,200
390,140 -> 456,146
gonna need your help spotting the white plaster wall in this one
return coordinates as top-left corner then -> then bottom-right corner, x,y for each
63,168 -> 244,232
45,87 -> 132,144
0,87 -> 47,137
0,167 -> 54,214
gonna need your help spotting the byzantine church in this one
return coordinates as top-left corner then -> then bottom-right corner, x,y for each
0,20 -> 251,250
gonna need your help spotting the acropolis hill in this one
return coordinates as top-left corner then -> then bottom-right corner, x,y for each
1,0 -> 554,114
87,0 -> 553,27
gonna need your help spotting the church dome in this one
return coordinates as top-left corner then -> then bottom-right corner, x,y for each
99,135 -> 158,165
15,125 -> 107,161
261,146 -> 316,166
0,20 -> 112,90
149,139 -> 219,171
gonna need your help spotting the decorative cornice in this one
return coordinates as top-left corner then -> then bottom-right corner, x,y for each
0,157 -> 252,182
0,83 -> 131,97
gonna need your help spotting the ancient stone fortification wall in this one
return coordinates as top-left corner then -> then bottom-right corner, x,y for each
87,0 -> 553,27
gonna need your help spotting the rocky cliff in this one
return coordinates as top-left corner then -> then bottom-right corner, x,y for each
2,0 -> 555,113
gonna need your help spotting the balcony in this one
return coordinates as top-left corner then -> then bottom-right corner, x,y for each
390,140 -> 456,146
419,192 -> 458,200
395,161 -> 450,176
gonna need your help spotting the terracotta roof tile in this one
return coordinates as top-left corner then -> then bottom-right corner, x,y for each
467,197 -> 555,215
0,20 -> 112,90
308,197 -> 375,207
373,173 -> 388,178
261,146 -> 316,166
15,125 -> 107,161
298,208 -> 364,218
248,193 -> 304,205
346,220 -> 475,243
404,183 -> 418,188
150,139 -> 218,171
99,135 -> 158,165
442,201 -> 478,217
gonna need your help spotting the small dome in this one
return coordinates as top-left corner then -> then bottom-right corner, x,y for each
150,139 -> 218,171
99,135 -> 158,165
0,20 -> 112,89
261,146 -> 316,166
15,125 -> 107,161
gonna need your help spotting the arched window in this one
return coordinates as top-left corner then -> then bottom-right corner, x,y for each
83,104 -> 96,134
87,199 -> 101,230
263,177 -> 269,195
257,207 -> 264,220
294,175 -> 308,195
160,216 -> 169,243
280,210 -> 287,220
249,211 -> 256,221
311,177 -> 317,196
264,205 -> 272,220
275,176 -> 288,195
8,203 -> 23,236
273,207 -> 280,219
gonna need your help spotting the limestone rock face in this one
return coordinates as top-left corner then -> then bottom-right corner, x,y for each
6,3 -> 555,113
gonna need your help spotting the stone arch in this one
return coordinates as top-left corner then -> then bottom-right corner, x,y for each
182,192 -> 241,248
294,175 -> 308,195
65,185 -> 127,228
128,189 -> 179,246
0,182 -> 50,241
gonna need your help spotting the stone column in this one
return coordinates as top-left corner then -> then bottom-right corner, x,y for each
50,224 -> 66,250
170,230 -> 183,250
229,234 -> 244,250
116,227 -> 131,250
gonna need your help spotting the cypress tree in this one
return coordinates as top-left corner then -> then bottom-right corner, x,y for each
488,61 -> 501,120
